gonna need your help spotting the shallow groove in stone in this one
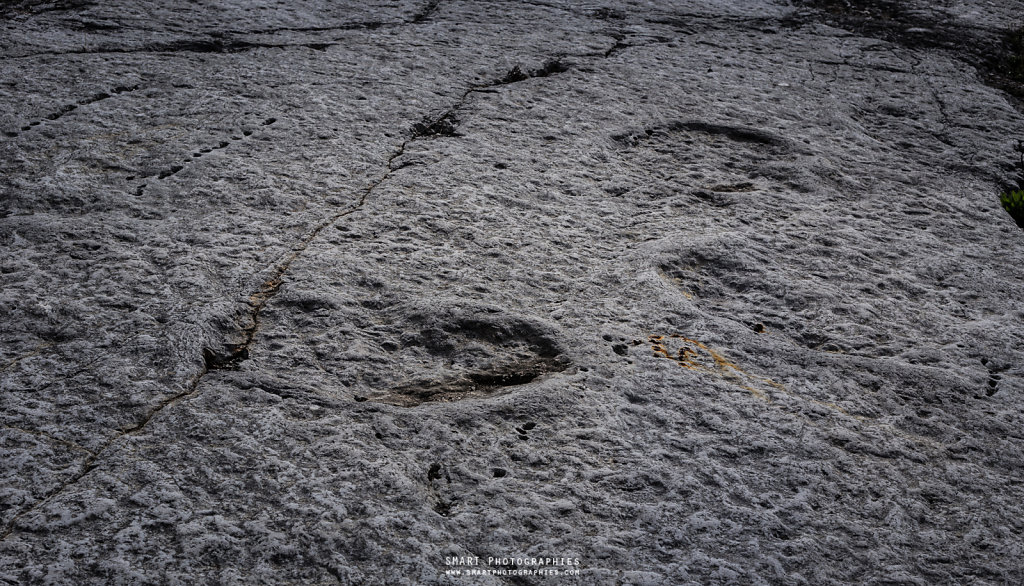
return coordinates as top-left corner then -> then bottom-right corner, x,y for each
612,120 -> 789,150
376,356 -> 570,407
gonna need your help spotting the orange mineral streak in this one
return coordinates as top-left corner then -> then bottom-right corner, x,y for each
652,345 -> 674,360
678,347 -> 700,369
742,385 -> 768,401
644,337 -> 941,449
647,333 -> 776,401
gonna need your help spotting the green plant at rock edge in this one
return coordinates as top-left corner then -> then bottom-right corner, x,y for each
1001,189 -> 1024,228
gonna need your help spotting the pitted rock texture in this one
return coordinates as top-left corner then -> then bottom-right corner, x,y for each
2,0 -> 1024,584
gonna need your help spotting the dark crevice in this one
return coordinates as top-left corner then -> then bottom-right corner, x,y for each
412,111 -> 459,137
408,57 -> 573,141
202,346 -> 249,370
573,33 -> 676,60
4,32 -> 362,58
500,65 -> 530,85
428,462 -> 443,481
530,59 -> 569,78
5,2 -> 442,59
494,59 -> 571,87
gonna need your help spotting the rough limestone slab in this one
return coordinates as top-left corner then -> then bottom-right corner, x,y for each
2,0 -> 1024,583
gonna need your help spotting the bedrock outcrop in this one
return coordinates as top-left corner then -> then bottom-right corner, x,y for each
2,0 -> 1024,584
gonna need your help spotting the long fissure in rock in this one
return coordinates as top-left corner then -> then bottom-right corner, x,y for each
1,43 -> 599,540
1,102 -> 442,541
203,58 -> 580,370
0,365 -> 208,540
5,0 -> 443,59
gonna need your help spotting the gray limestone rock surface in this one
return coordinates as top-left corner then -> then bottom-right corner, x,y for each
2,0 -> 1024,584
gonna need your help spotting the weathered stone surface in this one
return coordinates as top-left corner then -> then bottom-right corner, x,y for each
2,0 -> 1024,583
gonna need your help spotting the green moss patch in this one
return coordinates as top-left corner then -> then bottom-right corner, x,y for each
1001,189 -> 1024,229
